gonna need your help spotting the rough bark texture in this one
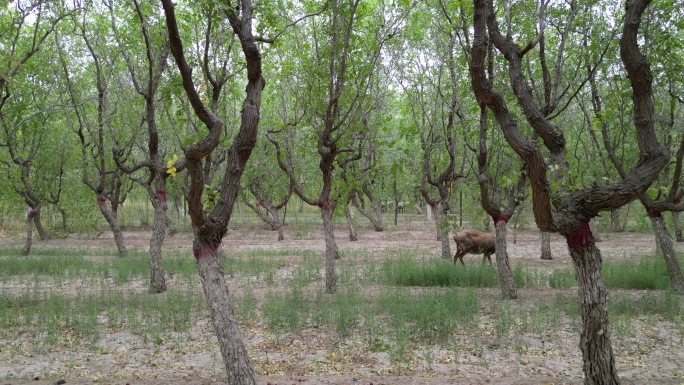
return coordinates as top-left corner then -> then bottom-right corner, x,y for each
566,224 -> 619,385
351,193 -> 383,231
672,211 -> 684,242
97,196 -> 127,257
434,202 -> 451,259
162,0 -> 265,382
322,205 -> 339,293
589,219 -> 602,242
345,205 -> 358,241
149,188 -> 168,294
21,211 -> 35,256
470,0 -> 668,382
649,214 -> 684,294
195,245 -> 256,384
540,232 -> 552,260
494,220 -> 517,299
33,210 -> 48,241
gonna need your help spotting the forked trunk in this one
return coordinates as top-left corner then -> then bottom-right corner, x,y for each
566,223 -> 619,385
149,189 -> 168,294
540,232 -> 552,260
345,205 -> 358,241
650,214 -> 684,294
21,211 -> 35,256
97,196 -> 128,257
321,205 -> 339,294
672,211 -> 683,242
494,219 -> 517,299
194,241 -> 256,385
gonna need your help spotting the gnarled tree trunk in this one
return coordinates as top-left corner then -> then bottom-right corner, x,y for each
21,209 -> 37,256
649,213 -> 684,294
494,218 -> 517,299
434,202 -> 451,259
194,239 -> 256,384
540,232 -> 552,260
345,205 -> 358,241
566,223 -> 619,385
672,211 -> 684,242
149,187 -> 168,294
97,195 -> 127,257
322,203 -> 339,293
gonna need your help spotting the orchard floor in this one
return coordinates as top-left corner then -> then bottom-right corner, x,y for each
1,217 -> 683,385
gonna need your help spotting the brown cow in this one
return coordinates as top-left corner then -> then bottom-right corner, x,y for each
453,230 -> 496,266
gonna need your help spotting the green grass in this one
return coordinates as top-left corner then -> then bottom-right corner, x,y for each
381,254 -> 499,287
1,237 -> 683,363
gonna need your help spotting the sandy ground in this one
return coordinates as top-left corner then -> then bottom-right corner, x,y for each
1,219 -> 683,385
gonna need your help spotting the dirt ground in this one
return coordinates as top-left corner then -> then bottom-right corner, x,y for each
1,219 -> 683,385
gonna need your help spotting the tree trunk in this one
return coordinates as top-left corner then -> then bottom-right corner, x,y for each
540,232 -> 552,260
494,219 -> 517,299
434,202 -> 451,259
321,205 -> 339,294
21,211 -> 35,256
650,214 -> 684,294
149,188 -> 168,294
610,209 -> 626,232
566,223 -> 620,385
97,196 -> 128,257
351,199 -> 383,231
194,241 -> 256,385
426,204 -> 433,222
33,210 -> 48,241
56,206 -> 68,232
346,205 -> 358,241
589,218 -> 602,242
672,211 -> 683,242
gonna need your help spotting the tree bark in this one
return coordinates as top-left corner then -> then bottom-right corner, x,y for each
649,214 -> 684,294
322,204 -> 339,293
33,210 -> 48,241
672,211 -> 684,242
21,210 -> 35,256
345,205 -> 358,241
610,208 -> 627,232
434,202 -> 451,259
494,219 -> 517,299
540,232 -> 552,260
351,195 -> 383,231
97,195 -> 127,257
194,242 -> 256,385
589,219 -> 602,242
566,223 -> 619,385
149,188 -> 168,294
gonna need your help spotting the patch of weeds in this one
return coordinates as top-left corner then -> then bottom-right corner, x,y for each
548,267 -> 575,289
513,264 -> 546,288
0,254 -> 97,281
291,255 -> 321,286
609,291 -> 680,320
113,254 -> 150,284
262,283 -> 310,333
553,293 -> 580,318
330,288 -> 363,337
495,302 -> 514,341
233,286 -> 257,327
221,252 -> 282,283
377,287 -> 478,342
163,253 -> 197,281
603,257 -> 673,290
382,255 -> 499,288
